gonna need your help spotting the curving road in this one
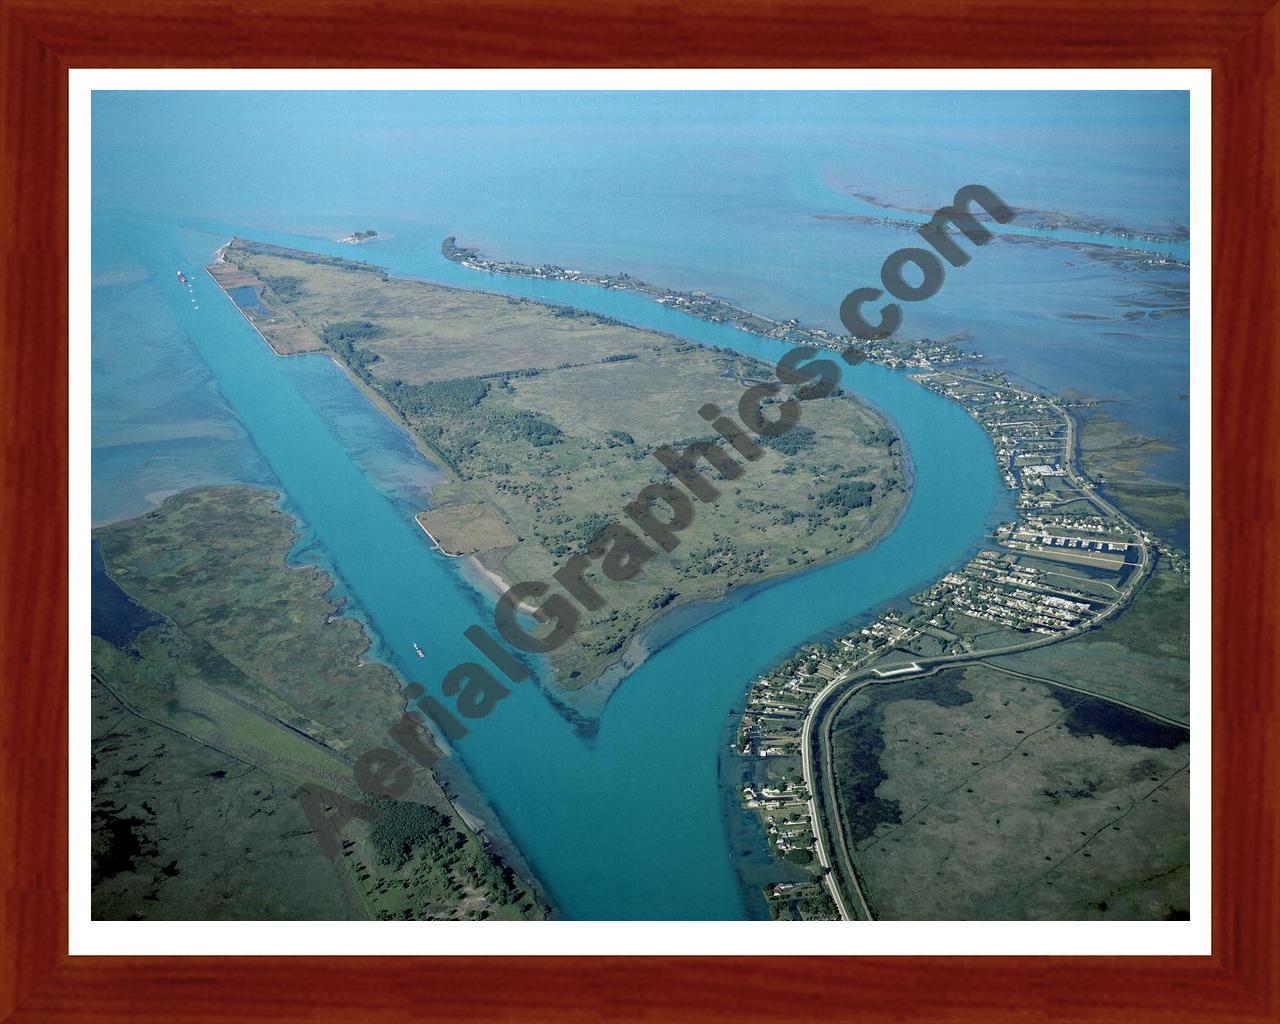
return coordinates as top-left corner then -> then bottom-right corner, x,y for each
802,384 -> 1158,920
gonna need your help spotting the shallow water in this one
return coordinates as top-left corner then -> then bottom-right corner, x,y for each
90,90 -> 1188,917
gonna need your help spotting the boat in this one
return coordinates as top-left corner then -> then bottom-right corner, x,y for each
177,270 -> 188,285
413,642 -> 425,659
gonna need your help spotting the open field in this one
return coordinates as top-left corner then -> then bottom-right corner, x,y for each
92,486 -> 545,921
831,664 -> 1189,920
207,256 -> 325,355
418,503 -> 519,556
991,565 -> 1190,724
217,241 -> 909,689
91,672 -> 360,920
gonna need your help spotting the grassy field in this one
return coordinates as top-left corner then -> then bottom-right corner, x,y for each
206,258 -> 325,355
416,504 -> 518,555
992,565 -> 1190,724
91,671 -> 361,920
217,241 -> 909,689
92,486 -> 546,921
831,664 -> 1189,920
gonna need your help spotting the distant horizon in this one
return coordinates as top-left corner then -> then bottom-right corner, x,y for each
93,87 -> 1190,237
79,71 -> 1205,955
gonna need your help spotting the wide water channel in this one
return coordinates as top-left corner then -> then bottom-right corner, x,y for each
97,213 -> 1005,920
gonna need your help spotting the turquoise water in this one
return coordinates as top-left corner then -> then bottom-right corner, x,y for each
94,91 -> 1191,501
815,190 -> 1189,260
91,91 -> 1187,918
95,211 -> 1000,919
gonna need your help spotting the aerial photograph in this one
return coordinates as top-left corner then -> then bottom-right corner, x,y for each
90,88 -> 1192,922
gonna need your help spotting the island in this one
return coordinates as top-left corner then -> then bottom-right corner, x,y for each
206,239 -> 911,693
844,191 -> 1190,249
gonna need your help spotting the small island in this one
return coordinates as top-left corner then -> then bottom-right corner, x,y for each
339,229 -> 379,244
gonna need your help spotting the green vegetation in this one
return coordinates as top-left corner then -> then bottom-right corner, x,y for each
91,486 -> 546,921
992,566 -> 1190,723
370,801 -> 456,869
367,798 -> 527,908
383,377 -> 489,420
816,480 -> 876,512
91,673 -> 359,920
768,886 -> 839,921
219,241 -> 910,691
322,319 -> 387,346
758,425 -> 816,456
830,665 -> 1189,920
742,368 -> 1189,924
261,274 -> 303,301
1078,411 -> 1188,547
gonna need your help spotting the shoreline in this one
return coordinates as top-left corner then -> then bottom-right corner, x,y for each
216,237 -> 918,702
207,240 -> 506,564
433,237 -> 929,709
839,189 -> 1190,251
562,466 -> 915,716
414,513 -> 517,603
413,514 -> 462,558
204,244 -> 293,358
93,484 -> 553,917
179,233 -> 1177,922
440,236 -> 983,370
731,365 -> 1185,916
548,418 -> 913,710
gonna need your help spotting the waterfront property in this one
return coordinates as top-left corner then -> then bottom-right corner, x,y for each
95,204 -> 1003,919
735,362 -> 1188,919
89,89 -> 1192,927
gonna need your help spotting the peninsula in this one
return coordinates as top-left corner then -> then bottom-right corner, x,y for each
207,240 -> 910,692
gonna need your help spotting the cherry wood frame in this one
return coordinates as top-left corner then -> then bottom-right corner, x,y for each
2,0 -> 1276,1020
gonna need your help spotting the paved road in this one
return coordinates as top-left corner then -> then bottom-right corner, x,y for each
802,384 -> 1159,920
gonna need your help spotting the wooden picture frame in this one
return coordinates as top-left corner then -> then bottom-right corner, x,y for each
2,1 -> 1275,1019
